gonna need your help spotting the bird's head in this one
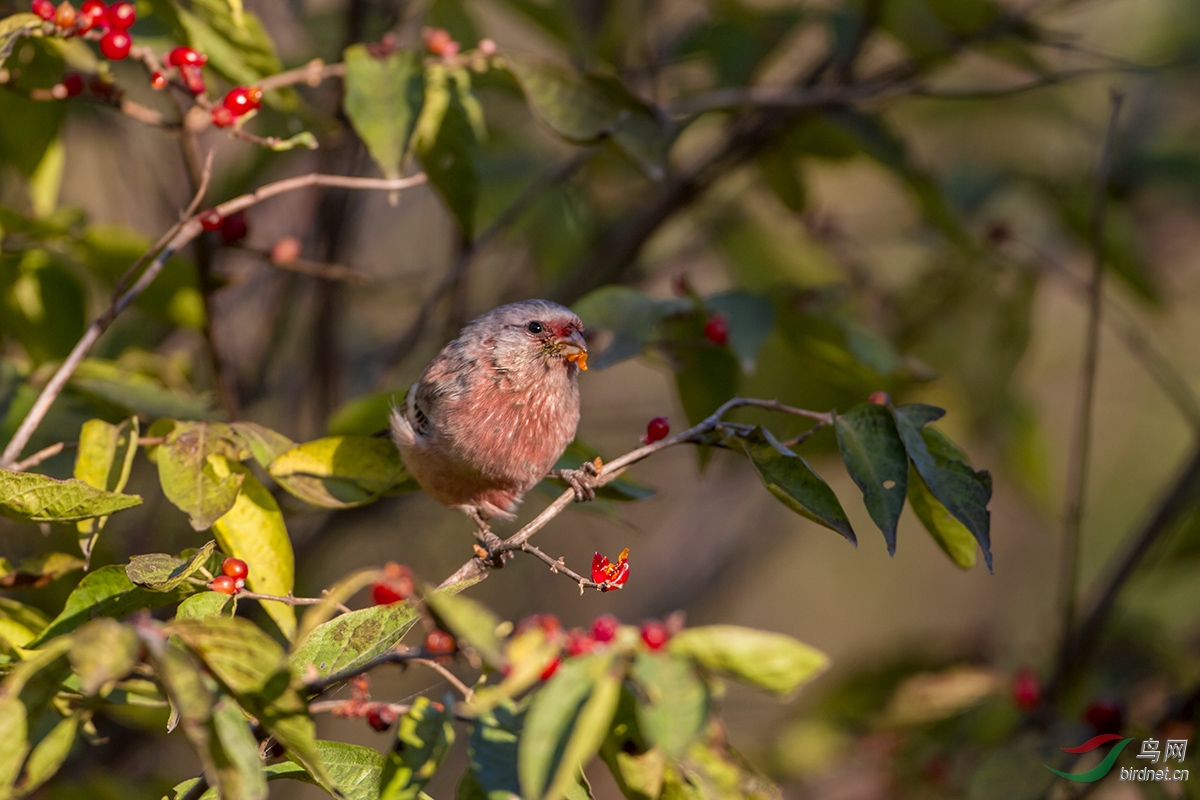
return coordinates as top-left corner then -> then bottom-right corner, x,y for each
469,300 -> 588,374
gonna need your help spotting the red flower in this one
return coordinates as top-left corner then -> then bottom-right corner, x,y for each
591,548 -> 630,591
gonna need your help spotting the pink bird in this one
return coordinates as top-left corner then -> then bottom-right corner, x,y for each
390,300 -> 595,547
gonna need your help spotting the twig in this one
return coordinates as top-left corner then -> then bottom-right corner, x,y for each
437,397 -> 834,591
261,254 -> 371,284
235,590 -> 327,607
308,699 -> 410,716
1056,91 -> 1124,680
9,442 -> 66,472
666,79 -> 902,116
257,59 -> 347,92
517,543 -> 607,592
0,172 -> 427,468
412,658 -> 474,700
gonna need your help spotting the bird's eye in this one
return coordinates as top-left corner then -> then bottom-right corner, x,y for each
526,321 -> 545,335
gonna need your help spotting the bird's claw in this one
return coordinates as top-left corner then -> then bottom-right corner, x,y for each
468,509 -> 511,566
553,459 -> 601,503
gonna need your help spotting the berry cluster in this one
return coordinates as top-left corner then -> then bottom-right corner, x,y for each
209,558 -> 248,595
591,547 -> 630,591
197,208 -> 249,245
32,0 -> 135,59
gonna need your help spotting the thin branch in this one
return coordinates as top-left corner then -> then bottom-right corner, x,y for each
437,397 -> 834,591
1056,91 -> 1124,680
412,658 -> 474,700
261,254 -> 372,284
235,589 -> 327,607
308,699 -> 410,716
517,543 -> 607,592
666,79 -> 902,117
257,59 -> 347,92
9,442 -> 66,472
0,172 -> 426,468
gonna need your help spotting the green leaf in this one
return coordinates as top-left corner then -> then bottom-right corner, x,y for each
125,541 -> 217,592
74,417 -> 139,564
727,427 -> 856,544
668,625 -> 829,696
68,618 -> 140,695
293,568 -> 383,647
68,360 -> 214,420
629,653 -> 709,758
268,435 -> 413,509
29,564 -> 197,646
0,695 -> 29,795
505,55 -> 671,178
327,391 -> 406,436
210,695 -> 269,800
520,653 -> 622,800
834,404 -> 908,555
0,597 -> 50,653
167,741 -> 388,800
212,466 -> 296,640
424,589 -> 506,669
177,590 -> 236,621
379,696 -> 455,800
467,706 -> 522,800
0,467 -> 142,524
343,45 -> 424,180
155,422 -> 252,530
906,467 -> 976,569
14,709 -> 80,796
228,422 -> 294,469
0,14 -> 44,67
572,287 -> 674,370
706,291 -> 776,373
416,65 -> 481,234
0,552 -> 84,589
167,618 -> 336,795
288,600 -> 422,682
891,404 -> 993,571
675,344 -> 740,429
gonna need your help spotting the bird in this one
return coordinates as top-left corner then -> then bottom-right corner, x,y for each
389,299 -> 595,550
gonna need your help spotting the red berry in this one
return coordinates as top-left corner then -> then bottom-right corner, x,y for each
54,2 -> 76,29
221,558 -> 248,580
591,614 -> 619,643
540,657 -> 561,681
210,105 -> 234,128
222,85 -> 262,116
424,630 -> 456,657
149,71 -> 165,89
640,620 -> 669,650
219,210 -> 248,245
167,46 -> 206,67
371,582 -> 403,606
703,313 -> 729,345
642,416 -> 669,444
1012,668 -> 1041,711
199,209 -> 223,231
366,706 -> 396,732
105,0 -> 133,29
423,27 -> 453,56
565,629 -> 595,657
99,29 -> 130,59
61,72 -> 84,96
1083,699 -> 1123,735
210,575 -> 237,595
78,0 -> 105,28
32,0 -> 55,20
867,391 -> 891,406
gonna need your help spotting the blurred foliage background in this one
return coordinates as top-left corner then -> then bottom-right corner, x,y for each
3,0 -> 1200,796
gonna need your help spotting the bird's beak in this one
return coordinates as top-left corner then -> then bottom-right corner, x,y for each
558,329 -> 588,371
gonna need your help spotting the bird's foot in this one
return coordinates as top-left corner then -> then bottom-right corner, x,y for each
468,509 -> 510,566
552,458 -> 602,502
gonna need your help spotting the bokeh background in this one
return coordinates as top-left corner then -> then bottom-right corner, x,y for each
3,0 -> 1200,796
